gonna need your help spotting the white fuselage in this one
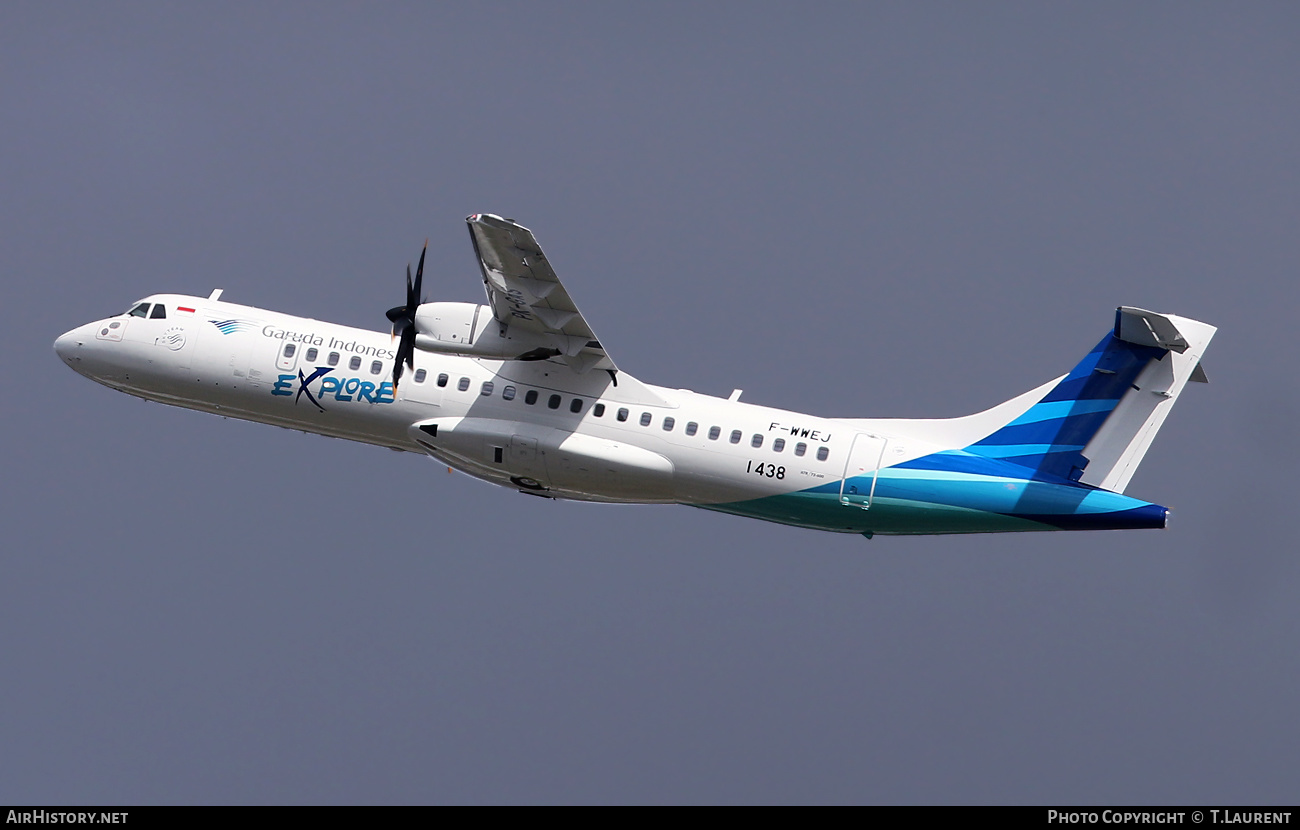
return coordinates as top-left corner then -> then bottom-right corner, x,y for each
55,293 -> 898,516
57,291 -> 1198,537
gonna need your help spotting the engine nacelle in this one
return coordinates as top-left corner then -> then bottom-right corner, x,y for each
413,302 -> 587,361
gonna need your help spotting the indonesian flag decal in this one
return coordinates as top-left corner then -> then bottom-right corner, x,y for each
176,306 -> 196,315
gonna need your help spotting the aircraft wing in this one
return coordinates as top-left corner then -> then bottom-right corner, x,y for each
466,213 -> 616,375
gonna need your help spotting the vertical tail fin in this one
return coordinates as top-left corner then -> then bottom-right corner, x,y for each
966,308 -> 1216,491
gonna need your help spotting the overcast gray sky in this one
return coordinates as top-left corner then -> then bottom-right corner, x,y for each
3,2 -> 1298,804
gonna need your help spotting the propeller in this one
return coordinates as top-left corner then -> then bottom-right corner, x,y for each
386,240 -> 426,391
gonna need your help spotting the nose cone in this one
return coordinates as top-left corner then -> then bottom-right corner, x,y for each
54,322 -> 101,375
54,328 -> 81,364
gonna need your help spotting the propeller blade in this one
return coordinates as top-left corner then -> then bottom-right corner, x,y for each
412,240 -> 427,306
388,240 -> 430,392
392,324 -> 416,390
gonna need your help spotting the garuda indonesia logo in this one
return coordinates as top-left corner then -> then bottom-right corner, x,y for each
208,318 -> 259,335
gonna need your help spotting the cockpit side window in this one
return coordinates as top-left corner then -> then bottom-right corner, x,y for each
150,304 -> 167,319
128,303 -> 150,318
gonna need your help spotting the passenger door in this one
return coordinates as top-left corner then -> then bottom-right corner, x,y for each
840,433 -> 888,509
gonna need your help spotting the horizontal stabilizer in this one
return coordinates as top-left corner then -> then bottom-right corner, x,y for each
1116,307 -> 1189,353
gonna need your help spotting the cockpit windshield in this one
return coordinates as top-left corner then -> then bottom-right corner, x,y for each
125,302 -> 166,319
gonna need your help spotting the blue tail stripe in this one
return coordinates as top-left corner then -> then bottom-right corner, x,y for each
973,410 -> 1113,446
967,333 -> 1163,480
895,449 -> 1079,484
1005,398 -> 1116,426
970,443 -> 1086,458
993,450 -> 1086,471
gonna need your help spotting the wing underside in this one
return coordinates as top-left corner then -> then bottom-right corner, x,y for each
466,213 -> 616,375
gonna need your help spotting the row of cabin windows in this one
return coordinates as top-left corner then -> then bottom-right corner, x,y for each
280,344 -> 386,376
424,372 -> 590,413
324,363 -> 835,463
411,382 -> 836,462
611,408 -> 829,459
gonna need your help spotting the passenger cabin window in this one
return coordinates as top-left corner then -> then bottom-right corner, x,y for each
751,434 -> 763,448
328,352 -> 340,366
370,360 -> 383,375
150,304 -> 167,319
708,426 -> 721,441
525,390 -> 539,405
729,430 -> 742,444
593,404 -> 605,417
773,438 -> 785,453
795,442 -> 807,457
457,377 -> 470,392
662,417 -> 675,432
128,303 -> 150,317
306,347 -> 318,362
547,394 -> 561,410
414,369 -> 427,383
569,398 -> 583,413
349,356 -> 362,371
436,373 -> 448,387
503,386 -> 516,401
283,343 -> 296,358
617,408 -> 629,422
685,422 -> 698,436
639,412 -> 652,427
481,382 -> 494,396
817,447 -> 830,461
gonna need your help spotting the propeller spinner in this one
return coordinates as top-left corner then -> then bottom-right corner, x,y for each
386,241 -> 426,390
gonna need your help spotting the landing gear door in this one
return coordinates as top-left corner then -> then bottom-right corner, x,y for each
509,435 -> 548,489
840,433 -> 887,509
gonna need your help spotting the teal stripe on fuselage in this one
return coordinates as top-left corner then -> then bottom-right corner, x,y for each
695,491 -> 1054,535
694,456 -> 1163,535
866,468 -> 1147,516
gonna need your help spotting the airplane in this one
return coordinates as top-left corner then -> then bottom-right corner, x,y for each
54,213 -> 1216,538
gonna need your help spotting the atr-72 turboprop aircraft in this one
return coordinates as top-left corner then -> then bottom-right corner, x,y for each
55,214 -> 1216,537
